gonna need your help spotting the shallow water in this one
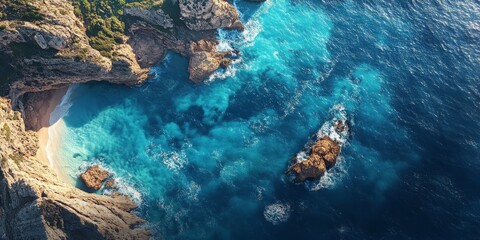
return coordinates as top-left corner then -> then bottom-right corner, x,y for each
51,0 -> 480,238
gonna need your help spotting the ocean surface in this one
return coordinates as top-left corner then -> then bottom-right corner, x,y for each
49,0 -> 480,239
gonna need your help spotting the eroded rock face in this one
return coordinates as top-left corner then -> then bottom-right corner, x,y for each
0,0 -> 149,106
0,98 -> 150,239
179,0 -> 244,31
80,165 -> 110,190
189,51 -> 231,82
288,136 -> 341,183
125,7 -> 174,29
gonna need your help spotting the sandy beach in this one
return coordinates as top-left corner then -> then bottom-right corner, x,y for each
34,87 -> 72,184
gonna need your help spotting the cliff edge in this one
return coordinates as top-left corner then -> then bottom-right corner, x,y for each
0,0 -> 246,106
0,98 -> 150,239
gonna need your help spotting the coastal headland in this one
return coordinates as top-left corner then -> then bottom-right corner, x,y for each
0,0 -> 264,238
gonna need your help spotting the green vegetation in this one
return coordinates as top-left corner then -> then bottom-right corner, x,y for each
9,152 -> 23,166
126,0 -> 163,9
3,123 -> 10,141
72,0 -> 126,57
72,0 -> 164,57
0,0 -> 44,21
0,23 -> 6,31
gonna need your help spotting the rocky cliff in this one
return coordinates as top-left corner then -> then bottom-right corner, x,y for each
0,98 -> 150,239
0,0 -> 247,107
0,0 -> 268,238
0,0 -> 149,105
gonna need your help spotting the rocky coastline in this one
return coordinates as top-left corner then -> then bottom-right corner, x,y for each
0,98 -> 150,239
0,0 -> 264,238
0,0 -> 247,108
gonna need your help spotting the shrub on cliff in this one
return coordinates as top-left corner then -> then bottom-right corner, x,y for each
2,123 -> 10,141
0,0 -> 43,21
72,0 -> 163,57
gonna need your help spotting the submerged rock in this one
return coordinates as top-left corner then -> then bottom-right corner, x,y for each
105,179 -> 116,189
80,165 -> 110,190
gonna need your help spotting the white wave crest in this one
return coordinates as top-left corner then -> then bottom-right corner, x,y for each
161,151 -> 188,171
317,104 -> 349,145
49,85 -> 77,125
307,155 -> 348,191
207,0 -> 270,82
112,178 -> 143,204
264,202 -> 291,225
183,181 -> 201,202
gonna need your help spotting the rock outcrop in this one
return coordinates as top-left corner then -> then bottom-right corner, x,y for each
0,98 -> 150,239
80,165 -> 111,190
125,7 -> 174,29
0,0 -> 149,104
288,137 -> 340,183
0,0 -> 249,107
128,23 -> 235,82
179,0 -> 244,31
288,120 -> 348,183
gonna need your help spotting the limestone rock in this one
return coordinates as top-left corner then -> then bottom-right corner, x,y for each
80,165 -> 110,190
0,0 -> 149,106
0,98 -> 150,239
125,7 -> 174,29
33,34 -> 48,49
288,137 -> 341,183
189,51 -> 231,82
105,179 -> 116,189
179,0 -> 244,31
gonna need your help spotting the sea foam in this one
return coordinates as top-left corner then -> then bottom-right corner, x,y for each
264,202 -> 291,225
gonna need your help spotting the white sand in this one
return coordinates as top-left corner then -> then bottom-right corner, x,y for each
35,87 -> 73,184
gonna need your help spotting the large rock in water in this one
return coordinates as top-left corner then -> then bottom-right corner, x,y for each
80,165 -> 110,190
179,0 -> 244,31
288,136 -> 341,183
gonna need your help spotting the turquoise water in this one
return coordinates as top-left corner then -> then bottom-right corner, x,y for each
51,0 -> 480,239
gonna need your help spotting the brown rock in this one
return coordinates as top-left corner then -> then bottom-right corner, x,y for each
105,179 -> 115,189
188,51 -> 232,82
289,154 -> 327,183
80,165 -> 110,190
288,136 -> 341,183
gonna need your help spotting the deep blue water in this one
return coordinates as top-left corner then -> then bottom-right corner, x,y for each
51,0 -> 480,239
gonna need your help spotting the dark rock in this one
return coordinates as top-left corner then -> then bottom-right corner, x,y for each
335,120 -> 345,132
105,179 -> 115,189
